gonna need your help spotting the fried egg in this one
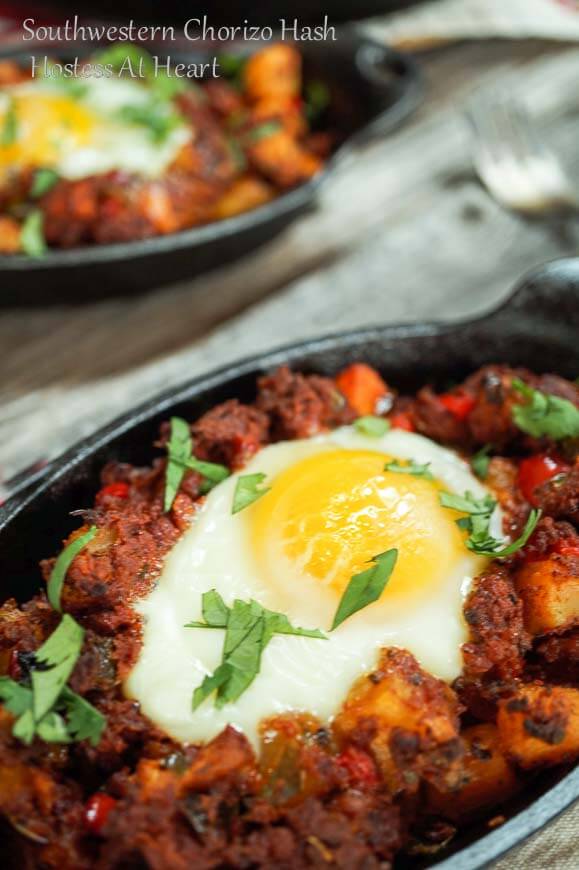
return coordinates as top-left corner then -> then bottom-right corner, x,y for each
126,427 -> 503,747
0,77 -> 192,181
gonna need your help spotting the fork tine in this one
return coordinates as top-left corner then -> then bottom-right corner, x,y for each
465,88 -> 578,213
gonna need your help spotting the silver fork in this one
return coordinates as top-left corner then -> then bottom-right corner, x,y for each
465,91 -> 578,216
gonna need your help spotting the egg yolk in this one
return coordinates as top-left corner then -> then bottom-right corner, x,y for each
0,93 -> 95,172
251,449 -> 476,613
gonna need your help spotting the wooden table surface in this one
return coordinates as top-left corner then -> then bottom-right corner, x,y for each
1,30 -> 579,868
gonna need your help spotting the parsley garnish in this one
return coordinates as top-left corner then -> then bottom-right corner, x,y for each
439,489 -> 540,557
512,379 -> 579,440
118,103 -> 182,144
354,416 -> 390,437
186,591 -> 325,709
439,490 -> 497,552
384,459 -> 434,480
304,80 -> 330,124
216,53 -> 246,87
232,473 -> 270,514
471,445 -> 492,480
465,509 -> 541,557
96,43 -> 155,75
20,210 -> 47,258
243,121 -> 282,144
0,99 -> 18,146
96,43 -> 186,102
48,525 -> 97,612
331,549 -> 398,631
0,615 -> 106,747
164,416 -> 230,512
30,168 -> 59,198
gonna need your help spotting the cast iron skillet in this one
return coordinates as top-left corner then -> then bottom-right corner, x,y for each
1,257 -> 578,867
0,29 -> 422,306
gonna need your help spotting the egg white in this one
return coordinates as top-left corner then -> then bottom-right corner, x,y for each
1,77 -> 192,180
125,428 -> 503,747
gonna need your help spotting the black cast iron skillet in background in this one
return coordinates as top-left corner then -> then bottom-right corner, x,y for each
0,29 -> 422,306
0,258 -> 578,865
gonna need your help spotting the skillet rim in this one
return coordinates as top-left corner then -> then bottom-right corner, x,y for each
0,256 -> 578,867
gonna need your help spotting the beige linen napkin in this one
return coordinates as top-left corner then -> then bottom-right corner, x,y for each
365,0 -> 579,48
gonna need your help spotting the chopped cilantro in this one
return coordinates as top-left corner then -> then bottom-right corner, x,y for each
232,473 -> 270,514
354,416 -> 390,437
512,379 -> 579,440
48,525 -> 98,612
384,459 -> 434,480
331,549 -> 398,631
187,591 -> 325,709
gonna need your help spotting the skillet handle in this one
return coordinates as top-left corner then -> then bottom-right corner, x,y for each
495,258 -> 579,327
349,36 -> 424,147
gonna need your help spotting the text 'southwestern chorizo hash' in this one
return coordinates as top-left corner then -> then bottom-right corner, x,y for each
1,362 -> 579,867
0,43 -> 330,256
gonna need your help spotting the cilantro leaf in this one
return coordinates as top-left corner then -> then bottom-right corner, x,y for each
304,80 -> 330,124
439,488 -> 538,559
95,44 -> 185,101
512,379 -> 579,440
36,710 -> 71,743
32,614 -> 84,720
331,549 -> 398,631
261,610 -> 326,641
48,525 -> 97,612
117,103 -> 182,144
354,416 -> 390,437
30,168 -> 59,198
243,121 -> 282,144
185,456 -> 230,484
471,445 -> 492,480
0,677 -> 32,716
232,473 -> 270,514
384,459 -> 434,480
216,602 -> 266,707
0,99 -> 18,146
216,53 -> 247,86
466,509 -> 541,557
164,417 -> 230,512
439,491 -> 496,516
201,589 -> 230,627
188,593 -> 325,709
20,210 -> 47,258
95,43 -> 155,76
59,687 -> 106,746
0,616 -> 106,748
164,416 -> 191,512
192,662 -> 232,711
12,709 -> 35,745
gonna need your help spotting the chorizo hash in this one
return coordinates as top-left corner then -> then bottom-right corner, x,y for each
0,362 -> 578,868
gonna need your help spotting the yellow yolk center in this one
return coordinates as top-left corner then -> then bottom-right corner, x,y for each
251,449 -> 471,613
0,93 -> 95,173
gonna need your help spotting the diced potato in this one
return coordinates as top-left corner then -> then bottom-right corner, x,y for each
333,648 -> 462,793
212,176 -> 275,221
180,726 -> 255,792
259,713 -> 333,805
0,216 -> 22,254
0,59 -> 28,85
250,96 -> 307,139
515,555 -> 579,635
244,44 -> 301,102
497,684 -> 579,768
427,724 -> 519,822
247,130 -> 322,189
